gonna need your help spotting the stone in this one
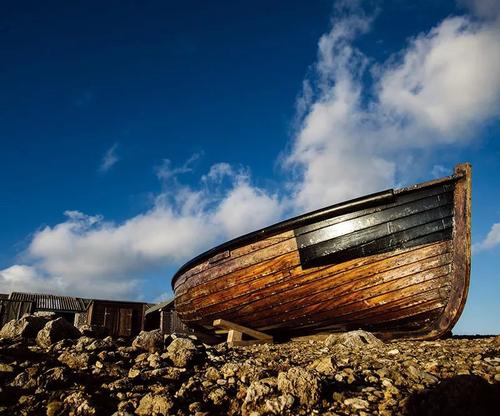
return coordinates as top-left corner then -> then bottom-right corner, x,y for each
46,400 -> 64,416
344,397 -> 369,410
132,330 -> 163,353
325,330 -> 383,349
87,337 -> 115,351
264,394 -> 295,414
0,315 -> 50,340
41,366 -> 71,390
135,393 -> 173,415
0,363 -> 15,373
308,356 -> 336,375
128,368 -> 141,379
75,336 -> 94,352
77,324 -> 109,338
277,367 -> 319,407
242,379 -> 276,415
205,366 -> 221,381
208,388 -> 226,405
63,391 -> 96,415
165,337 -> 200,367
220,362 -> 240,378
58,351 -> 90,369
141,366 -> 186,381
35,318 -> 81,348
10,366 -> 40,389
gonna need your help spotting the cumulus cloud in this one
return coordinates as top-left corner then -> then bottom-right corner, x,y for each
286,3 -> 500,211
378,15 -> 500,141
99,143 -> 120,172
0,159 -> 283,299
473,222 -> 500,252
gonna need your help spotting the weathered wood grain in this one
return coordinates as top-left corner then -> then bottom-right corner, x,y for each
172,163 -> 471,340
177,242 -> 450,322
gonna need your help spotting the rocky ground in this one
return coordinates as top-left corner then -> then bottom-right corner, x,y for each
0,314 -> 498,415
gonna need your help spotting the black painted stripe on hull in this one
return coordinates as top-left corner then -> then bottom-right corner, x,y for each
298,205 -> 453,268
295,183 -> 454,236
295,191 -> 453,247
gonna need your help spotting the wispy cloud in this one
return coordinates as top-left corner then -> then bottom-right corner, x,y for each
473,223 -> 500,253
99,143 -> 120,173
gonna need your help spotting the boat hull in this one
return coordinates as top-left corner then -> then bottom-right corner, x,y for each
173,164 -> 471,340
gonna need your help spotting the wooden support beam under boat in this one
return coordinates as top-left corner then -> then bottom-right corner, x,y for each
213,319 -> 273,346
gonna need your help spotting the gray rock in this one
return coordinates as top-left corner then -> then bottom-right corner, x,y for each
46,400 -> 64,416
63,391 -> 96,415
325,330 -> 384,349
135,393 -> 173,415
75,336 -> 95,352
35,318 -> 81,348
277,367 -> 320,407
208,387 -> 226,406
264,394 -> 295,414
58,351 -> 90,369
132,330 -> 163,353
87,337 -> 114,351
0,363 -> 15,373
242,378 -> 277,416
165,337 -> 200,367
77,324 -> 109,338
0,315 -> 50,340
10,366 -> 40,389
344,397 -> 369,410
40,366 -> 71,390
308,356 -> 336,375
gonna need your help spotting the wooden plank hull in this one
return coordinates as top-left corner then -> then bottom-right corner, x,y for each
172,163 -> 471,340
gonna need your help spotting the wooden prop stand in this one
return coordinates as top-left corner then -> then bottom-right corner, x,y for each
213,319 -> 273,347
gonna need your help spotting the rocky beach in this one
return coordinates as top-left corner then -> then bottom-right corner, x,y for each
0,314 -> 498,415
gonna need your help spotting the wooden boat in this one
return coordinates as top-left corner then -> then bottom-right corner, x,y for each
172,163 -> 471,340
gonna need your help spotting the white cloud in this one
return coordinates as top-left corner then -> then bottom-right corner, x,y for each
201,162 -> 234,183
0,159 -> 283,299
286,4 -> 500,212
378,16 -> 500,141
213,177 -> 283,238
473,222 -> 500,252
99,143 -> 120,172
0,265 -> 56,294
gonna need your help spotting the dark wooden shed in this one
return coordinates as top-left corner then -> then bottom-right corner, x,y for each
82,299 -> 150,337
144,299 -> 193,334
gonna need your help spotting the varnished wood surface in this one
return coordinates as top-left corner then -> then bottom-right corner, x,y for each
173,163 -> 472,340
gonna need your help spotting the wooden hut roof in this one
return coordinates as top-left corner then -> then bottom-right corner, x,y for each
9,292 -> 88,313
145,299 -> 174,315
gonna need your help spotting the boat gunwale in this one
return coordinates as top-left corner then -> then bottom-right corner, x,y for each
171,171 -> 463,289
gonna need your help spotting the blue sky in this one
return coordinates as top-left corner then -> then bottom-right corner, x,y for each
1,0 -> 499,334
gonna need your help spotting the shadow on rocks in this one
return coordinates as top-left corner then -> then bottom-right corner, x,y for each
405,375 -> 500,416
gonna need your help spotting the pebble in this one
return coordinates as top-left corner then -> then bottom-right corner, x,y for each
0,317 -> 498,416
